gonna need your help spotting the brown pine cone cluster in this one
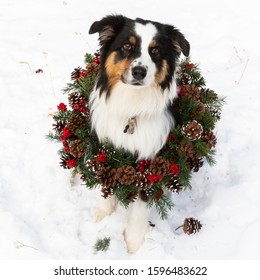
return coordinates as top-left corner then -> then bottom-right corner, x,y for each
181,120 -> 203,140
66,111 -> 87,134
183,218 -> 202,235
184,84 -> 201,100
86,62 -> 99,76
71,67 -> 83,80
69,140 -> 85,158
187,157 -> 204,172
96,167 -> 117,198
178,141 -> 196,160
86,157 -> 102,173
52,120 -> 65,133
202,131 -> 217,149
68,92 -> 81,107
150,156 -> 170,176
117,166 -> 136,185
176,217 -> 202,235
165,175 -> 184,193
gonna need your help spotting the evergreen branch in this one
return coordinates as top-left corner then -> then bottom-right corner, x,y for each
94,237 -> 110,252
154,195 -> 174,220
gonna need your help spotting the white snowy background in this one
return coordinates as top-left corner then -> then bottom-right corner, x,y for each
0,0 -> 260,259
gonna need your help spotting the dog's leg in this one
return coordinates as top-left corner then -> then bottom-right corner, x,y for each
93,195 -> 116,222
124,198 -> 150,253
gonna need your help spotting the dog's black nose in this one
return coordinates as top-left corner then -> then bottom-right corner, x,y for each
132,66 -> 147,81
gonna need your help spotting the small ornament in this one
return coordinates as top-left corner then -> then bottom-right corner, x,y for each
94,57 -> 101,64
170,162 -> 180,175
181,120 -> 203,141
67,158 -> 77,168
138,160 -> 150,173
175,217 -> 202,235
60,127 -> 72,140
97,152 -> 107,163
147,174 -> 163,184
184,62 -> 194,69
177,85 -> 185,97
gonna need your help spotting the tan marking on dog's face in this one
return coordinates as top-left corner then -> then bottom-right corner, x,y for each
129,36 -> 137,46
149,39 -> 157,48
155,60 -> 169,85
105,51 -> 132,88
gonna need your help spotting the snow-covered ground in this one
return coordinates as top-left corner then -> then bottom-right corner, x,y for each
1,0 -> 260,259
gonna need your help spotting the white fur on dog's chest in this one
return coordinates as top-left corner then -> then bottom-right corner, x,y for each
90,82 -> 176,159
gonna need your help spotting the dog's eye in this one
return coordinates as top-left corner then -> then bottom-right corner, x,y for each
122,43 -> 132,51
150,47 -> 159,55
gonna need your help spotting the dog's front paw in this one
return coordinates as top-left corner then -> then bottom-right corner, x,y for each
93,207 -> 110,222
93,196 -> 116,222
123,228 -> 145,254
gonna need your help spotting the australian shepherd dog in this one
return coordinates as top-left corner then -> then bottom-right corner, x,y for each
88,14 -> 190,253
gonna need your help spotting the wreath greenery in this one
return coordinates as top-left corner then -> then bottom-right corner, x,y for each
47,52 -> 224,219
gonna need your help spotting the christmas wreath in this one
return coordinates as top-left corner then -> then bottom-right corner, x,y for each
47,52 -> 224,219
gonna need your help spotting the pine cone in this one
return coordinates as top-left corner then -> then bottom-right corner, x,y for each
150,156 -> 170,176
178,141 -> 195,160
187,157 -> 204,172
136,172 -> 152,202
165,175 -> 184,193
86,62 -> 99,76
154,189 -> 164,203
86,157 -> 102,173
184,84 -> 201,100
182,218 -> 202,235
68,92 -> 81,107
117,166 -> 136,185
181,120 -> 203,140
60,153 -> 72,169
202,131 -> 217,149
69,140 -> 85,158
126,191 -> 138,203
208,107 -> 221,121
101,186 -> 114,199
66,111 -> 87,134
71,67 -> 82,80
197,101 -> 206,113
96,166 -> 117,189
52,120 -> 65,133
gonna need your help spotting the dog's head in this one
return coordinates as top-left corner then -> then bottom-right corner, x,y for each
89,15 -> 190,95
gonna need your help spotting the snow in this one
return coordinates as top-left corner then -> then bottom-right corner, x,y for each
1,0 -> 260,259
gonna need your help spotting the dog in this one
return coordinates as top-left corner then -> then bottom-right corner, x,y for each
88,14 -> 190,253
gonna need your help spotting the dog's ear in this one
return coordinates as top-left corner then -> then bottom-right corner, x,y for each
172,29 -> 190,57
166,26 -> 190,57
89,15 -> 126,45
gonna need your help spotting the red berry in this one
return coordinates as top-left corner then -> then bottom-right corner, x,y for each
57,103 -> 67,111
